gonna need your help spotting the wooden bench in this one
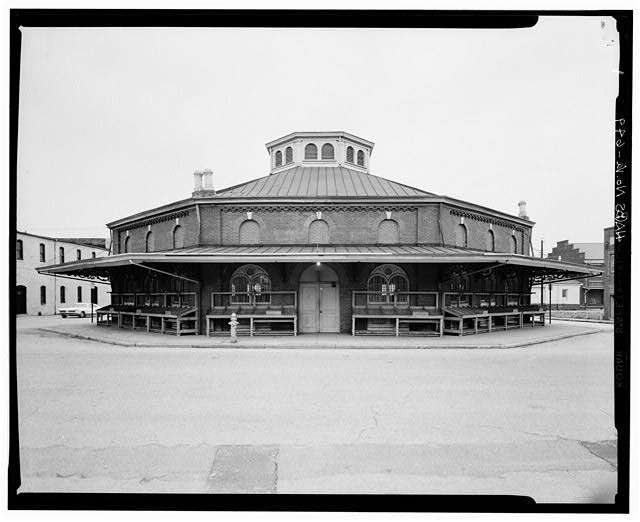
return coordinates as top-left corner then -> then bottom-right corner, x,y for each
205,306 -> 297,336
98,306 -> 199,336
352,312 -> 443,337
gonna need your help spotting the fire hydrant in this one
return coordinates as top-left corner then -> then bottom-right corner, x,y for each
228,312 -> 239,343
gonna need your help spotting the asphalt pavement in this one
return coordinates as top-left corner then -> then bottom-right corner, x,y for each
14,316 -> 617,502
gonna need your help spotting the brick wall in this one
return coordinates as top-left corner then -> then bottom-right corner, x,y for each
219,208 -> 418,245
441,204 -> 532,254
115,210 -> 198,253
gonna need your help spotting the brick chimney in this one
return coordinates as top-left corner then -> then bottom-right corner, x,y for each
518,200 -> 529,220
192,169 -> 216,197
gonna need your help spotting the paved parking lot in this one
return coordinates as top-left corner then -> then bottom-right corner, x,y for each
15,316 -> 617,502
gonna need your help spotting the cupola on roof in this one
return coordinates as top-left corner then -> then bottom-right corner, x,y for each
265,131 -> 374,175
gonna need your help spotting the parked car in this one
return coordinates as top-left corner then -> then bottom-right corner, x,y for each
59,302 -> 97,318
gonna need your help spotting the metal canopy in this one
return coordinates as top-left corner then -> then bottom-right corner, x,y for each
37,244 -> 602,282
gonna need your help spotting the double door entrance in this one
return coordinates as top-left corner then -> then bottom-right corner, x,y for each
299,282 -> 339,333
298,264 -> 340,333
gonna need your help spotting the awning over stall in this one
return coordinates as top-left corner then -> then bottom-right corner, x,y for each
37,244 -> 602,284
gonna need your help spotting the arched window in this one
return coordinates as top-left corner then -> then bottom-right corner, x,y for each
377,219 -> 399,244
92,252 -> 96,258
77,286 -> 82,302
59,246 -> 65,263
485,230 -> 495,252
40,285 -> 46,305
77,249 -> 82,260
230,264 -> 272,304
39,243 -> 45,262
367,264 -> 409,304
285,146 -> 293,164
321,143 -> 334,160
346,146 -> 354,163
511,235 -> 518,254
357,150 -> 365,166
124,237 -> 130,254
16,239 -> 23,260
173,225 -> 184,249
60,285 -> 66,303
455,224 -> 468,248
308,219 -> 329,244
145,231 -> 154,253
304,143 -> 317,160
239,220 -> 260,245
275,150 -> 283,167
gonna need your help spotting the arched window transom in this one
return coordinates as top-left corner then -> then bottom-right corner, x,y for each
304,143 -> 317,160
230,264 -> 272,304
367,264 -> 409,304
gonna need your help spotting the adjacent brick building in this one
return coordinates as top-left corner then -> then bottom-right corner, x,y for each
40,131 -> 599,336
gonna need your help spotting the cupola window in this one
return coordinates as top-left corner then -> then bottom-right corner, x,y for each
346,146 -> 354,163
321,143 -> 334,160
285,146 -> 293,164
275,150 -> 283,167
304,144 -> 318,160
357,150 -> 365,166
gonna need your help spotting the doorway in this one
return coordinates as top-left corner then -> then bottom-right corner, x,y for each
299,264 -> 340,333
16,285 -> 27,314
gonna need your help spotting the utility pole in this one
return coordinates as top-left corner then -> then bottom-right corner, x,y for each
540,238 -> 544,319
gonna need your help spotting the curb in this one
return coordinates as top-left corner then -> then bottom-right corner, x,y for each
549,317 -> 614,324
37,327 -> 601,351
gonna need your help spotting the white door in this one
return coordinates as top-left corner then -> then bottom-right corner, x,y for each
299,282 -> 340,333
319,283 -> 339,333
299,284 -> 319,333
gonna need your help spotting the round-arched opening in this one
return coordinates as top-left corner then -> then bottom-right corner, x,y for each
299,263 -> 339,283
298,263 -> 340,333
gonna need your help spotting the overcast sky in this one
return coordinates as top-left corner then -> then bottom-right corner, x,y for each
17,16 -> 619,253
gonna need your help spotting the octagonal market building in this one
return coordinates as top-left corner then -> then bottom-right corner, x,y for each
39,131 -> 600,337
